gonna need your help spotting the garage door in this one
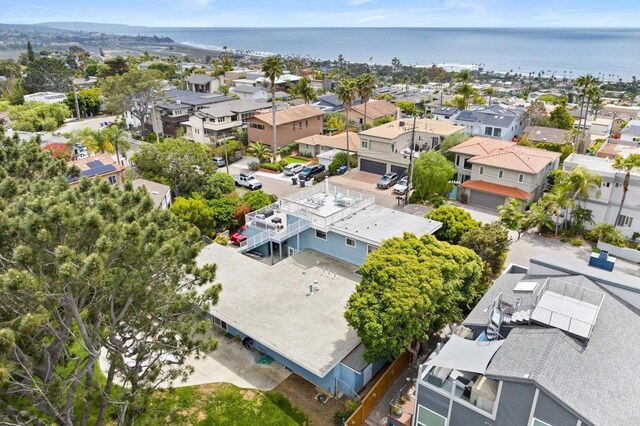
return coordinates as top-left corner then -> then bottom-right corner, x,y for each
391,165 -> 408,177
468,190 -> 507,210
360,159 -> 386,175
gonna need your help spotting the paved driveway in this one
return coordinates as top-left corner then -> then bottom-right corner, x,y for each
100,327 -> 291,391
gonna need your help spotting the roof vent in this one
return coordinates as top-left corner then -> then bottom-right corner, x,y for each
514,281 -> 538,293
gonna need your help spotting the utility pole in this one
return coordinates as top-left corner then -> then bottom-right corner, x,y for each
72,78 -> 81,121
405,115 -> 417,205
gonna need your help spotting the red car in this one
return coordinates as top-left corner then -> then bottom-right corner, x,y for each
230,225 -> 247,245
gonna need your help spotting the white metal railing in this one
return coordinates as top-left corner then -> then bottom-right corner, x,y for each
241,229 -> 276,252
530,305 -> 595,338
271,218 -> 311,242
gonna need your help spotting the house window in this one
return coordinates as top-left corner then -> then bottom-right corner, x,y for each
292,123 -> 296,131
616,215 -> 634,228
518,173 -> 524,183
361,140 -> 368,148
498,170 -> 504,179
346,238 -> 356,247
485,126 -> 493,136
367,245 -> 377,254
431,136 -> 440,149
615,182 -> 622,188
108,175 -> 117,185
532,419 -> 552,426
210,315 -> 227,331
455,155 -> 460,167
463,158 -> 472,170
603,182 -> 611,188
479,166 -> 484,175
493,128 -> 502,137
306,119 -> 309,128
249,123 -> 265,130
315,230 -> 327,240
416,405 -> 446,426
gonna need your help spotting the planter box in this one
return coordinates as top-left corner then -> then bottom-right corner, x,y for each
259,168 -> 281,174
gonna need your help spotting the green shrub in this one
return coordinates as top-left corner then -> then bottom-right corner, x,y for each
265,392 -> 310,426
278,159 -> 289,168
215,234 -> 229,246
260,162 -> 283,172
328,152 -> 357,175
334,400 -> 359,426
277,145 -> 292,156
429,195 -> 446,208
569,238 -> 583,246
586,223 -> 627,247
248,162 -> 259,171
427,205 -> 481,244
242,190 -> 272,211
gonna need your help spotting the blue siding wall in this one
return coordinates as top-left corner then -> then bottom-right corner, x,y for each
337,364 -> 363,398
288,228 -> 369,266
224,324 -> 340,394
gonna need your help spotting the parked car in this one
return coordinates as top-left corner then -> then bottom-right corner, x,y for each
392,176 -> 410,194
298,164 -> 326,181
377,172 -> 399,189
401,147 -> 420,158
213,156 -> 226,167
283,163 -> 305,176
235,173 -> 262,190
230,225 -> 247,245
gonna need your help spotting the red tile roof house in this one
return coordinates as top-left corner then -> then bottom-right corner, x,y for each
449,136 -> 560,209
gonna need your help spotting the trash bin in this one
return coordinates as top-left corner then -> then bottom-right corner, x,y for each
291,176 -> 298,185
300,179 -> 306,188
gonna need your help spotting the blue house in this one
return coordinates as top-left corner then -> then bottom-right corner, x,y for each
241,182 -> 441,266
196,183 -> 441,397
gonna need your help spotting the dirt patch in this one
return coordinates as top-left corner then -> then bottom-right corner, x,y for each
197,411 -> 206,421
241,389 -> 257,401
197,383 -> 225,395
272,374 -> 344,426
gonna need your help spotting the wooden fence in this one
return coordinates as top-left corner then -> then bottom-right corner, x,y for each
345,351 -> 410,426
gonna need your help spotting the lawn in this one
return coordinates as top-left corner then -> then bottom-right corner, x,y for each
142,384 -> 308,425
282,156 -> 309,164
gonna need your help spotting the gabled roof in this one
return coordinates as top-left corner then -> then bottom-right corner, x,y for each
432,106 -> 459,116
187,74 -> 215,85
462,179 -> 531,200
249,105 -> 324,126
232,85 -> 267,94
132,178 -> 171,207
469,272 -> 640,426
455,104 -> 521,127
451,136 -> 559,173
523,125 -> 570,144
352,100 -> 396,119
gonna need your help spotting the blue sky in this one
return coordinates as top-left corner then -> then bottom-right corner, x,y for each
2,0 -> 640,27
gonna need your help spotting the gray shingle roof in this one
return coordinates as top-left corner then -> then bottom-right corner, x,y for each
433,106 -> 459,116
469,273 -> 640,425
233,85 -> 265,94
456,104 -> 520,128
187,74 -> 215,85
523,125 -> 570,144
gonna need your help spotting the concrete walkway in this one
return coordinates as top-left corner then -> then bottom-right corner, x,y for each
99,328 -> 291,391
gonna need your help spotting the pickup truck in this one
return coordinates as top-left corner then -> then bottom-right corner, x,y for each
235,173 -> 263,190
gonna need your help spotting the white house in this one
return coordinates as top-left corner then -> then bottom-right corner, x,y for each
453,104 -> 524,141
563,153 -> 640,238
620,119 -> 640,142
23,92 -> 66,104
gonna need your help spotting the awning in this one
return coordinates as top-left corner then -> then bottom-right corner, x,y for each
429,335 -> 504,374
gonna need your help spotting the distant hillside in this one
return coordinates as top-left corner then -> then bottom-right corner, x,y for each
36,22 -> 156,35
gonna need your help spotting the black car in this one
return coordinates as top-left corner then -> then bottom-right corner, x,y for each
298,164 -> 326,181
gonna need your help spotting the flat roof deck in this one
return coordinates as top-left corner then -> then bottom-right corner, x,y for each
196,244 -> 361,378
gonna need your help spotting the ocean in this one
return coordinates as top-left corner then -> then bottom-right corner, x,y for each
121,27 -> 640,80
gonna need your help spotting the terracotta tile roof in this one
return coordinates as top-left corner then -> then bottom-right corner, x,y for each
250,104 -> 324,126
296,131 -> 360,152
471,146 -> 560,173
352,100 -> 397,119
462,180 -> 531,201
449,136 -> 515,156
451,136 -> 560,173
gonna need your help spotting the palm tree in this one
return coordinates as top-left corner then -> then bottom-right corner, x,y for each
540,187 -> 570,235
294,77 -> 316,105
484,87 -> 495,105
246,141 -> 270,163
102,125 -> 130,166
336,78 -> 358,171
454,83 -> 475,110
613,153 -> 640,227
261,55 -> 285,162
574,74 -> 599,150
565,165 -> 602,206
356,73 -> 377,129
458,69 -> 471,83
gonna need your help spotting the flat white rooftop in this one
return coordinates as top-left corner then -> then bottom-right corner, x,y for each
196,244 -> 360,378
